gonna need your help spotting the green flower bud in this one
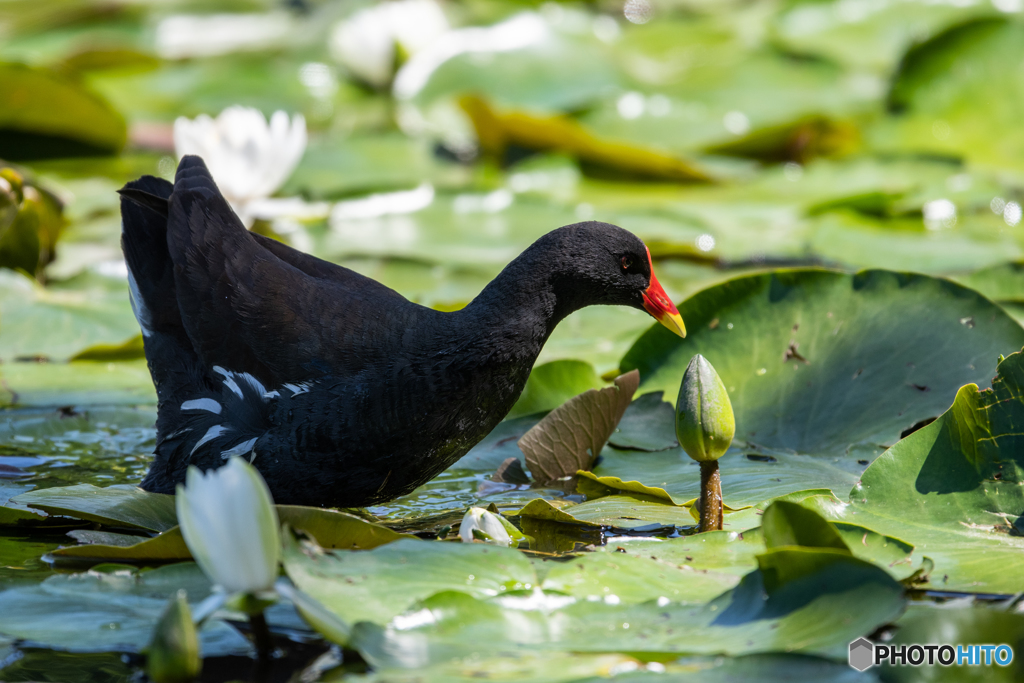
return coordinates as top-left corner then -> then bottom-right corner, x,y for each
146,590 -> 201,683
676,354 -> 735,462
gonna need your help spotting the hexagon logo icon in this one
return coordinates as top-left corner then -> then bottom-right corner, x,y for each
849,637 -> 875,671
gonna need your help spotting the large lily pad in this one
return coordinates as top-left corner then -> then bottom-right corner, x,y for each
0,270 -> 139,362
0,360 -> 155,407
283,535 -> 537,626
13,484 -> 176,532
0,62 -> 126,158
615,270 -> 1024,504
830,350 -> 1024,594
872,18 -> 1024,172
350,549 -> 904,666
771,0 -> 997,74
0,563 -> 250,655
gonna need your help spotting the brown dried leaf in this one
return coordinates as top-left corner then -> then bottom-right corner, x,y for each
518,370 -> 639,484
492,457 -> 531,485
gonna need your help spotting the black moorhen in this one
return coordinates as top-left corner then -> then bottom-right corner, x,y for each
119,156 -> 686,508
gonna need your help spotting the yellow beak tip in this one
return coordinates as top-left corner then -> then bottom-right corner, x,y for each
660,312 -> 686,338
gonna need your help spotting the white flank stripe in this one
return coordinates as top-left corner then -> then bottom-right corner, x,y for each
212,366 -> 243,399
284,383 -> 311,396
126,267 -> 153,337
221,437 -> 259,459
181,398 -> 222,414
236,372 -> 267,397
191,424 -> 230,455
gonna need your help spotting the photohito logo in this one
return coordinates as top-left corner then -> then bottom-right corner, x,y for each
849,638 -> 1014,671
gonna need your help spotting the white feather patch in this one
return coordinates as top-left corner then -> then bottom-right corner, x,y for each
212,366 -> 243,399
181,398 -> 222,414
284,382 -> 311,396
126,267 -> 153,338
190,424 -> 230,455
221,437 -> 259,459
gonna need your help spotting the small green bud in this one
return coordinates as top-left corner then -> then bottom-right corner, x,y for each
676,354 -> 735,462
146,590 -> 201,683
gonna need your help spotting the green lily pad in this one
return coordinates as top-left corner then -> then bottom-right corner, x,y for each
598,498 -> 915,582
872,18 -> 1024,172
0,359 -> 156,407
771,0 -> 997,74
957,261 -> 1024,304
880,602 -> 1024,682
29,491 -> 408,561
508,359 -> 604,420
348,652 -> 644,683
612,269 -> 1024,504
0,270 -> 140,363
13,484 -> 176,532
608,391 -> 678,452
0,61 -> 125,159
594,446 -> 863,509
546,493 -> 697,530
0,563 -> 250,655
831,350 -> 1024,594
350,549 -> 904,666
50,526 -> 188,563
538,550 -> 739,605
283,535 -> 538,626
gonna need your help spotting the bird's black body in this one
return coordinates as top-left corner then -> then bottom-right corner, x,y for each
123,156 -> 661,507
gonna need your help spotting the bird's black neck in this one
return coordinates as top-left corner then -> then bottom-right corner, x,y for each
457,240 -> 581,355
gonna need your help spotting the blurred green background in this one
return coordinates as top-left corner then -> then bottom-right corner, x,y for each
3,0 -> 1024,385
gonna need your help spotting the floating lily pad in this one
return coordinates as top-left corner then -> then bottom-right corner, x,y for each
283,535 -> 537,626
615,269 -> 1024,504
608,391 -> 678,452
0,360 -> 156,407
831,350 -> 1024,594
595,498 -> 915,582
771,0 -> 997,74
538,550 -> 738,605
0,563 -> 250,655
0,62 -> 126,159
0,270 -> 140,363
508,359 -> 604,420
880,602 -> 1024,683
350,549 -> 904,666
13,484 -> 176,532
873,18 -> 1024,172
594,446 -> 864,509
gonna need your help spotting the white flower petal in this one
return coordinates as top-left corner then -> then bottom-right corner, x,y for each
173,107 -> 307,227
459,507 -> 513,546
176,459 -> 281,594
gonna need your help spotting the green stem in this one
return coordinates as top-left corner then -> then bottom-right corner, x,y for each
699,460 -> 723,532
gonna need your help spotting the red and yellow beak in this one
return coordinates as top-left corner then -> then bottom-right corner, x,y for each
642,247 -> 686,338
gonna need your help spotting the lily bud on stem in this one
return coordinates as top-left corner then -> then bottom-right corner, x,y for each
676,354 -> 735,532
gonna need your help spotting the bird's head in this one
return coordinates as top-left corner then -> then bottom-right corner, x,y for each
546,222 -> 686,338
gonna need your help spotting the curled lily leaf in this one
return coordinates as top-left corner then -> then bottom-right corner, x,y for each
676,354 -> 735,463
145,589 -> 201,683
175,458 -> 281,594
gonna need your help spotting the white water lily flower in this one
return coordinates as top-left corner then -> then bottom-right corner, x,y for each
329,0 -> 449,89
176,458 -> 281,595
459,506 -> 517,546
173,107 -> 307,226
156,13 -> 295,60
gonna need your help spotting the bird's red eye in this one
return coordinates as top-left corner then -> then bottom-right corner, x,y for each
621,256 -> 633,271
